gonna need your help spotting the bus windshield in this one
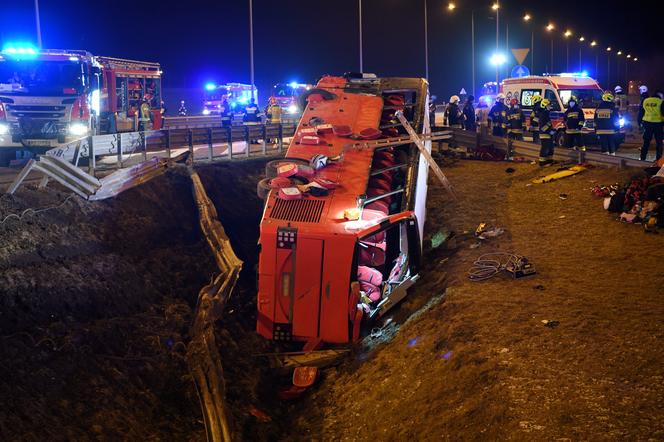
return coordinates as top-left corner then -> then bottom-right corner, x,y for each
558,89 -> 603,108
0,59 -> 84,96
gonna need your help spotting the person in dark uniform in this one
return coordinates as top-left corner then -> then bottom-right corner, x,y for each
243,98 -> 260,123
444,95 -> 463,129
506,98 -> 525,140
488,93 -> 508,137
594,91 -> 620,156
462,95 -> 476,131
563,95 -> 585,151
538,98 -> 555,165
527,95 -> 542,143
638,90 -> 664,161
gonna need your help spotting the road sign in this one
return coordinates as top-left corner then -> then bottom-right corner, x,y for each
511,65 -> 530,78
511,48 -> 530,65
459,88 -> 467,95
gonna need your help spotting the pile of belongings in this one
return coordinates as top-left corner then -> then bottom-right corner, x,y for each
596,169 -> 664,232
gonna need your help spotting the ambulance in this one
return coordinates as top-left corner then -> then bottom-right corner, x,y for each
501,73 -> 625,147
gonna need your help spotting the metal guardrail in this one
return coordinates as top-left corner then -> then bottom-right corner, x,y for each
449,128 -> 653,168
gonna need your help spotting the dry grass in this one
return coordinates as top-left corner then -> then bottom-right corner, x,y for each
288,160 -> 664,441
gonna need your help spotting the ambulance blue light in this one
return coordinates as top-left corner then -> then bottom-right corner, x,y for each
1,43 -> 38,58
205,83 -> 216,91
289,81 -> 298,88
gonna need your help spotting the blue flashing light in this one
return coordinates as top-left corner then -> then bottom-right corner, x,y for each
1,42 -> 38,58
559,72 -> 590,78
289,81 -> 298,88
619,117 -> 625,128
580,70 -> 589,77
205,82 -> 216,91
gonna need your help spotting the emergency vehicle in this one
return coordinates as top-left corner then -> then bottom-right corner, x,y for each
270,82 -> 313,116
256,74 -> 431,348
202,82 -> 257,115
0,44 -> 163,152
501,73 -> 625,147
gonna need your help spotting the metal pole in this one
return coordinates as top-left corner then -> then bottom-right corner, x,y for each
359,0 -> 363,72
607,56 -> 610,88
471,11 -> 475,98
495,5 -> 499,84
531,30 -> 534,73
566,42 -> 569,71
579,46 -> 582,71
550,38 -> 554,73
249,0 -> 255,97
34,0 -> 42,48
595,54 -> 599,81
424,0 -> 429,80
505,23 -> 509,80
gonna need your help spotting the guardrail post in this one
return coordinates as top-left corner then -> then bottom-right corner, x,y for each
207,128 -> 213,161
227,127 -> 233,160
165,130 -> 171,159
278,124 -> 284,153
245,125 -> 251,158
506,137 -> 513,159
188,129 -> 194,161
262,125 -> 267,155
87,135 -> 95,176
141,132 -> 147,161
116,133 -> 122,168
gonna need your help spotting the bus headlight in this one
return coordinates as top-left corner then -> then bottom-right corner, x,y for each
68,122 -> 88,136
287,104 -> 298,114
0,123 -> 9,135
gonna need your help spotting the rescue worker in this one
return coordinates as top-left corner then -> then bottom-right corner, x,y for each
506,98 -> 525,140
538,98 -> 555,165
528,95 -> 543,143
138,95 -> 153,131
220,97 -> 232,125
594,91 -> 620,156
444,95 -> 463,129
613,85 -> 627,112
462,95 -> 476,131
243,98 -> 260,123
488,93 -> 508,137
265,97 -> 282,124
563,95 -> 585,151
637,90 -> 664,161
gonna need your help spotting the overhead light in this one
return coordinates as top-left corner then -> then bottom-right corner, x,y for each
490,53 -> 507,66
523,13 -> 531,21
633,57 -> 638,62
626,54 -> 631,58
492,3 -> 500,10
590,40 -> 597,47
579,36 -> 585,42
546,23 -> 555,31
606,47 -> 612,51
617,51 -> 622,55
447,2 -> 456,11
564,30 -> 572,38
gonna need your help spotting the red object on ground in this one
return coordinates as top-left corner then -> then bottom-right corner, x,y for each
293,366 -> 318,388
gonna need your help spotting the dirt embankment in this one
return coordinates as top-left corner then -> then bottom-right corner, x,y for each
0,169 -> 216,441
285,160 -> 664,441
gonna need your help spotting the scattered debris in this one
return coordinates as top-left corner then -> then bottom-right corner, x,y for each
442,351 -> 453,360
475,222 -> 487,236
505,167 -> 516,174
499,348 -> 509,354
559,193 -> 568,200
478,227 -> 504,240
533,285 -> 545,291
431,229 -> 448,249
558,215 -> 566,219
541,320 -> 560,328
248,407 -> 272,423
469,242 -> 481,249
532,165 -> 587,184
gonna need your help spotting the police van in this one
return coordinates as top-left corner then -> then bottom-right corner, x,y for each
501,73 -> 624,147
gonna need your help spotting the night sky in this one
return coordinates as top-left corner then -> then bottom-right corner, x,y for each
2,0 -> 659,105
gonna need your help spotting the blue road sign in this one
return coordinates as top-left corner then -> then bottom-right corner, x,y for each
511,65 -> 530,78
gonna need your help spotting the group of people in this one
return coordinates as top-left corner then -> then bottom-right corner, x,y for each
443,84 -> 664,166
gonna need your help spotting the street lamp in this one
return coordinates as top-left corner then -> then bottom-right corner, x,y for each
546,24 -> 555,73
359,0 -> 363,72
523,13 -> 534,72
448,2 -> 455,11
606,47 -> 612,86
492,3 -> 500,84
447,3 -> 476,97
564,30 -> 572,71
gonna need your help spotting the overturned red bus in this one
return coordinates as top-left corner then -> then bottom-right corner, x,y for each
256,74 -> 432,349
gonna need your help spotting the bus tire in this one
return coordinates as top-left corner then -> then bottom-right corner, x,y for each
265,158 -> 310,179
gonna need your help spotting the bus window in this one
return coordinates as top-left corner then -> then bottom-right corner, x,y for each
520,89 -> 541,108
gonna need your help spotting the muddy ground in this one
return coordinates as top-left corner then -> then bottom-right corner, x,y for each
286,159 -> 664,440
2,156 -> 663,441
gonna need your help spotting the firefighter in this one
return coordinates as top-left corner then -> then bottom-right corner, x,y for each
138,95 -> 153,131
594,91 -> 620,156
563,95 -> 585,151
528,95 -> 543,143
220,97 -> 232,125
613,85 -> 627,112
637,90 -> 664,161
488,93 -> 508,136
506,98 -> 525,140
243,98 -> 260,123
444,95 -> 463,129
462,95 -> 476,131
265,97 -> 282,124
538,98 -> 555,165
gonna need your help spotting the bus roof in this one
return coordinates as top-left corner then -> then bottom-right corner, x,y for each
502,74 -> 602,90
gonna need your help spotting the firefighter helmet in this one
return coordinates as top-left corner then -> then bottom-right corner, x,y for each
614,85 -> 623,94
531,95 -> 542,105
639,85 -> 648,94
540,98 -> 551,108
602,91 -> 614,102
496,93 -> 506,101
449,95 -> 460,104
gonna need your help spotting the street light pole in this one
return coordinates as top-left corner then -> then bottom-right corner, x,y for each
359,0 -> 363,72
34,0 -> 42,48
471,10 -> 475,98
494,2 -> 500,84
249,0 -> 255,97
424,0 -> 429,80
531,30 -> 534,73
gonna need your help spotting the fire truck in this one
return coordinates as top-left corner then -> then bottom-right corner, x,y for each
202,82 -> 257,116
0,44 -> 162,157
256,74 -> 431,348
501,73 -> 625,147
270,82 -> 313,116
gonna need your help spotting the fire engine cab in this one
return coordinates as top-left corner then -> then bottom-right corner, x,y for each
256,74 -> 431,348
270,82 -> 313,116
0,44 -> 162,155
501,73 -> 624,146
202,82 -> 258,116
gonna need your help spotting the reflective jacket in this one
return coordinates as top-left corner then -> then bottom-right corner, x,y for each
594,101 -> 619,134
445,103 -> 463,127
506,106 -> 525,132
529,105 -> 541,132
564,105 -> 585,134
488,102 -> 508,128
539,108 -> 553,139
642,97 -> 664,123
